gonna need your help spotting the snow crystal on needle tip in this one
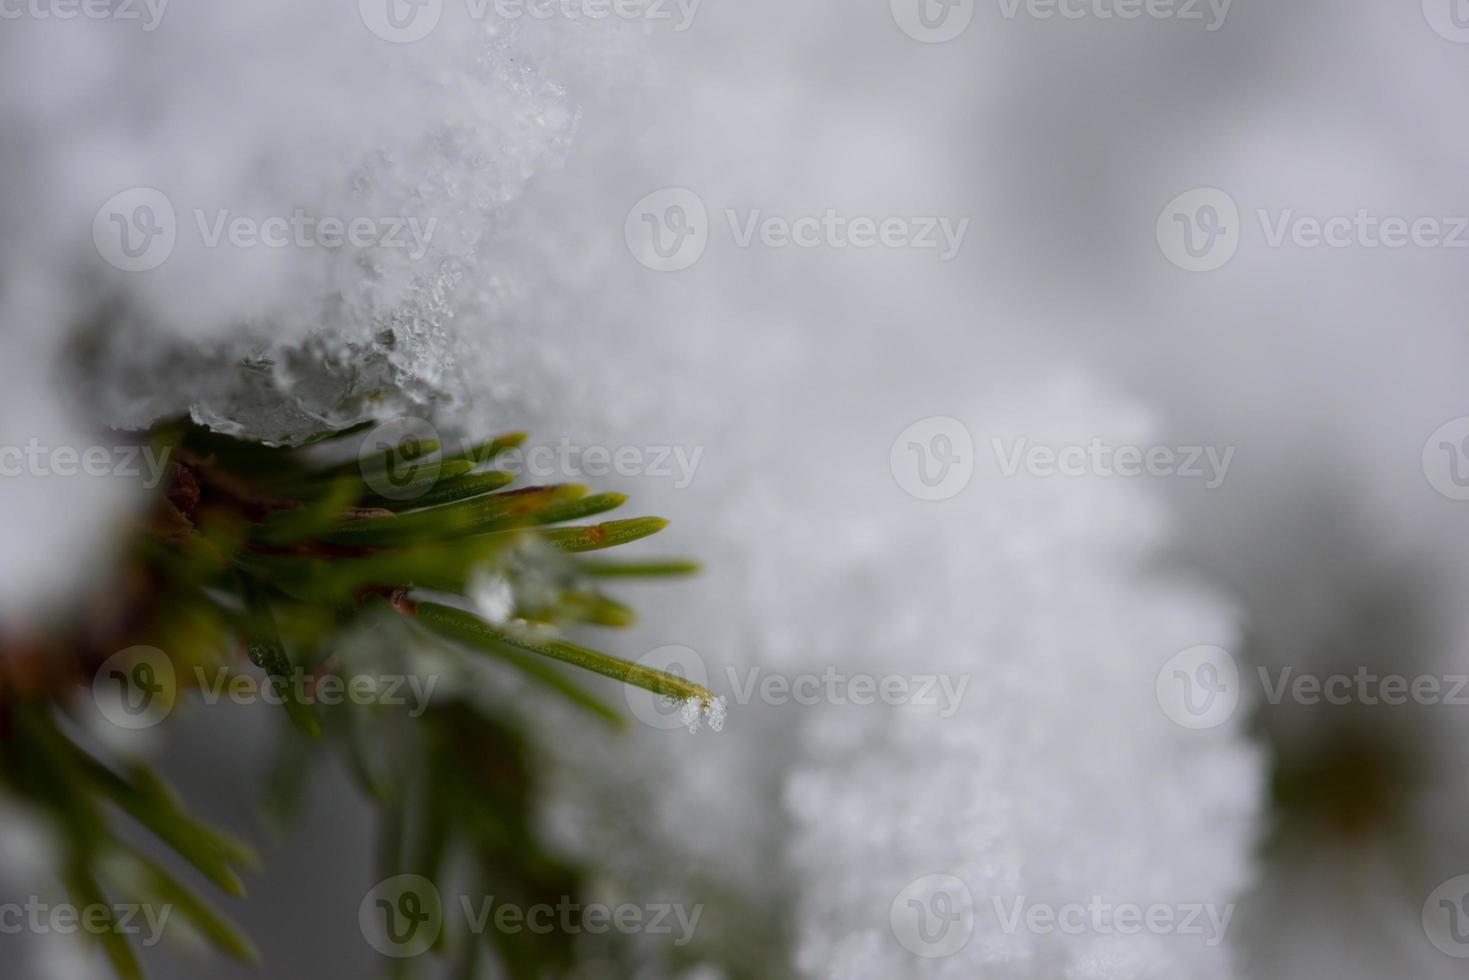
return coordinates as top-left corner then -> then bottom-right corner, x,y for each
706,696 -> 727,732
677,696 -> 727,734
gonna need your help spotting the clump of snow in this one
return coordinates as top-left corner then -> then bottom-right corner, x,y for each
677,695 -> 727,734
677,696 -> 704,733
705,695 -> 728,733
0,2 -> 644,442
0,2 -> 650,613
534,373 -> 1263,979
469,571 -> 517,625
768,379 -> 1260,980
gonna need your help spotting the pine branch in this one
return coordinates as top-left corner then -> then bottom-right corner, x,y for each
0,418 -> 721,978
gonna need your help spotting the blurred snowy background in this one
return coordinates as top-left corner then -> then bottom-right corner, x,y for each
3,0 -> 1469,977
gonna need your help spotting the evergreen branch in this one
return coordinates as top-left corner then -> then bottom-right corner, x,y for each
0,417 -> 715,979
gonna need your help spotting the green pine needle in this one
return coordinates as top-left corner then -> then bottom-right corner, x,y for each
412,601 -> 714,705
0,418 -> 711,980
